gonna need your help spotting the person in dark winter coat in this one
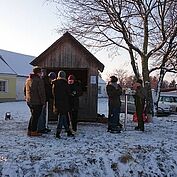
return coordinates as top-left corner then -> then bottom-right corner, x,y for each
52,71 -> 74,138
37,71 -> 56,133
24,66 -> 46,136
106,76 -> 122,133
68,74 -> 83,132
133,79 -> 146,131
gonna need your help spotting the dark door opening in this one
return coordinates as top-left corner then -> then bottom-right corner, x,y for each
44,68 -> 88,121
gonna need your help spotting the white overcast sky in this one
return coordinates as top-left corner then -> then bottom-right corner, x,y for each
0,0 -> 60,56
0,0 -> 133,80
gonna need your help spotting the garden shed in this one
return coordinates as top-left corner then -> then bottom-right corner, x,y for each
30,32 -> 104,122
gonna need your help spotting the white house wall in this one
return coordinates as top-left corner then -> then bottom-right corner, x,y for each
16,76 -> 27,101
98,77 -> 107,98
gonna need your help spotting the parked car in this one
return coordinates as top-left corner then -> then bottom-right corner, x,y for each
158,92 -> 177,114
120,94 -> 172,116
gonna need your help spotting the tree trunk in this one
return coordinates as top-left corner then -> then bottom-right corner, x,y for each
142,56 -> 153,121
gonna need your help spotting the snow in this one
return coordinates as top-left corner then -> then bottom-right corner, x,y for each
0,49 -> 35,76
0,99 -> 177,177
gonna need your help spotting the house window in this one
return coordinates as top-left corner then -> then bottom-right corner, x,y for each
0,80 -> 8,92
98,86 -> 102,94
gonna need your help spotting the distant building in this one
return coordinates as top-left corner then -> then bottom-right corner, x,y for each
98,76 -> 107,98
0,49 -> 34,102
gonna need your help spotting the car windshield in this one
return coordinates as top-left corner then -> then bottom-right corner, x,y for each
160,95 -> 177,103
163,96 -> 173,102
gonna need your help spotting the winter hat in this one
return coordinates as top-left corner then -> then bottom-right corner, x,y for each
48,72 -> 56,80
68,74 -> 75,81
110,76 -> 118,83
33,66 -> 41,74
58,70 -> 66,79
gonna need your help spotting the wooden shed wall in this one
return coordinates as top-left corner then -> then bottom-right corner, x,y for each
38,39 -> 92,69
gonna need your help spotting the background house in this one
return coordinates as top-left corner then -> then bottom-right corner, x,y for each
98,76 -> 107,98
30,32 -> 104,122
0,49 -> 34,102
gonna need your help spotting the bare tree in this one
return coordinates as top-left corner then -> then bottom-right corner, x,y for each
48,0 -> 177,116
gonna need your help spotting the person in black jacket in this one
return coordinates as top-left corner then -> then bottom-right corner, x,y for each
106,76 -> 122,133
133,79 -> 146,131
52,71 -> 74,138
37,71 -> 56,133
68,75 -> 83,132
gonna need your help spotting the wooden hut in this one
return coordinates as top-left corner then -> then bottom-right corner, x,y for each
30,32 -> 104,122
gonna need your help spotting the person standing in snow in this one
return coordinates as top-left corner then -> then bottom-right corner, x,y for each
24,66 -> 46,136
67,74 -> 83,132
106,76 -> 122,133
37,71 -> 56,133
133,79 -> 146,132
52,70 -> 74,138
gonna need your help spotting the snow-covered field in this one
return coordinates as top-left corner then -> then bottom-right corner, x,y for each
1,99 -> 177,177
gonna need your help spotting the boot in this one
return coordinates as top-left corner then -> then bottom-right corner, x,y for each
117,122 -> 123,129
135,126 -> 144,131
30,131 -> 42,136
67,130 -> 74,137
56,131 -> 61,139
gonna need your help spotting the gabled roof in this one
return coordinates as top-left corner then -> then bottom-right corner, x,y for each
30,32 -> 104,72
0,49 -> 35,76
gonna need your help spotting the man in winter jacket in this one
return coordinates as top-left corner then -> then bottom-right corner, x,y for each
52,71 -> 74,138
106,76 -> 122,133
68,74 -> 83,132
37,71 -> 56,133
24,66 -> 46,136
133,79 -> 146,131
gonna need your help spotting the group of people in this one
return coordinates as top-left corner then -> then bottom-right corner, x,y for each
24,67 -> 82,138
106,76 -> 146,133
24,66 -> 146,138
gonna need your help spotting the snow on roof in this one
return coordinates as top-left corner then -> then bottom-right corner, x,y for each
0,55 -> 16,75
0,49 -> 35,76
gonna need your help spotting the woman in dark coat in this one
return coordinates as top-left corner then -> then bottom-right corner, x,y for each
52,71 -> 74,138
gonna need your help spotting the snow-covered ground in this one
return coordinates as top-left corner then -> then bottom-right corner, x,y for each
0,99 -> 177,177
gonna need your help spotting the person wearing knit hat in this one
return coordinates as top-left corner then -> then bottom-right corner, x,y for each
106,75 -> 122,133
133,79 -> 146,132
48,72 -> 56,80
52,70 -> 74,138
37,71 -> 56,134
33,66 -> 42,75
24,66 -> 46,136
67,74 -> 83,132
57,70 -> 66,79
